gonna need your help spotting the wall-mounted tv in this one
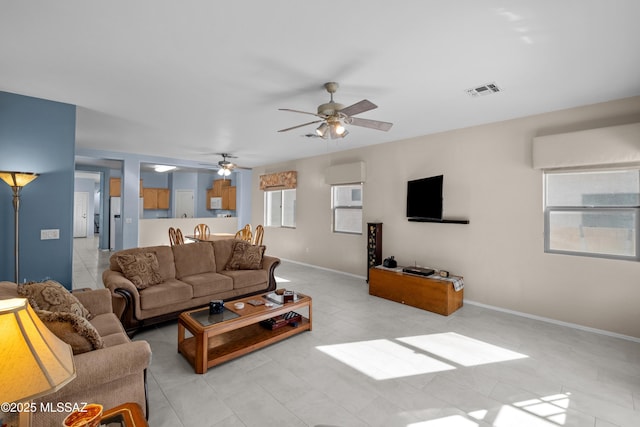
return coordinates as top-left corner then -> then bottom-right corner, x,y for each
406,175 -> 443,221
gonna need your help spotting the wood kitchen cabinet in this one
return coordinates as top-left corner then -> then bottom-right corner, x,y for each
109,178 -> 143,197
143,188 -> 170,209
206,179 -> 236,210
222,186 -> 236,210
212,179 -> 230,196
109,177 -> 120,197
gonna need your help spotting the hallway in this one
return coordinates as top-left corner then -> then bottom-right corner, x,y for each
72,234 -> 111,290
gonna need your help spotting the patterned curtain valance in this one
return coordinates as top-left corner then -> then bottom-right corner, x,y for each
259,170 -> 297,190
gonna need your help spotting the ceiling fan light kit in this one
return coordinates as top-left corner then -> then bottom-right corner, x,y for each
315,122 -> 329,137
215,153 -> 237,178
279,82 -> 393,139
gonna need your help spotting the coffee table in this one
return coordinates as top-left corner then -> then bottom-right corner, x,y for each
178,292 -> 312,374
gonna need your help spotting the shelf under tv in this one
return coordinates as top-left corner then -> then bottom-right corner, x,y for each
408,217 -> 470,224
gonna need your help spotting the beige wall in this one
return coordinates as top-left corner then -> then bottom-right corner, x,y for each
252,96 -> 640,338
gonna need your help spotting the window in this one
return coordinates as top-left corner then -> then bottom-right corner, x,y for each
544,168 -> 640,260
332,184 -> 363,234
265,189 -> 296,228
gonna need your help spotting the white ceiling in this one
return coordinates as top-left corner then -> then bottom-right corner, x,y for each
2,1 -> 640,169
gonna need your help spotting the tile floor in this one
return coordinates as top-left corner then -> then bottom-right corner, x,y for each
73,235 -> 640,427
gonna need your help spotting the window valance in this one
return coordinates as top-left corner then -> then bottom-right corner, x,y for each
532,122 -> 640,169
259,170 -> 297,190
325,161 -> 366,185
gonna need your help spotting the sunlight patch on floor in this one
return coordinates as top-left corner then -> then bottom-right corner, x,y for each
510,393 -> 571,425
403,392 -> 572,427
317,332 -> 528,381
494,405 -> 559,426
397,332 -> 528,366
274,276 -> 290,283
316,339 -> 455,380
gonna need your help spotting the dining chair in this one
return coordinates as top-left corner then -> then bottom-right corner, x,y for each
252,224 -> 264,246
234,224 -> 252,242
169,227 -> 185,246
194,223 -> 211,240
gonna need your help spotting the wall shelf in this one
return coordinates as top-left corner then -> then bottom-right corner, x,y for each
408,218 -> 469,224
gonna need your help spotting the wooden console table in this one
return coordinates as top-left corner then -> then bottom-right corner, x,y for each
368,267 -> 463,315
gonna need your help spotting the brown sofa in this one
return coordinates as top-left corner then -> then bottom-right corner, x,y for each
0,281 -> 151,427
102,239 -> 280,335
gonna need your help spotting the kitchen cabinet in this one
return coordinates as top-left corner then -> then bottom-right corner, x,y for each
109,177 -> 120,197
206,179 -> 236,210
222,186 -> 236,210
212,179 -> 230,195
143,188 -> 170,210
109,178 -> 143,197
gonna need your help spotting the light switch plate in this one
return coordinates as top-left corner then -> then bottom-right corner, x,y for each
40,229 -> 60,240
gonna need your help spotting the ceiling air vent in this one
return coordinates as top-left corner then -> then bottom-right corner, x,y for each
465,82 -> 502,97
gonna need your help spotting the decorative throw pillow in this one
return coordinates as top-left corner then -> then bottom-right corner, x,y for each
36,310 -> 104,355
225,240 -> 266,270
18,280 -> 92,320
115,252 -> 163,290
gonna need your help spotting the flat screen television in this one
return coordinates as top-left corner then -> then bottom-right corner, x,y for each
406,175 -> 443,221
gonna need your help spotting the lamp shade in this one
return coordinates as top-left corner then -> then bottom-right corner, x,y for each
0,298 -> 76,403
0,171 -> 39,188
316,122 -> 329,137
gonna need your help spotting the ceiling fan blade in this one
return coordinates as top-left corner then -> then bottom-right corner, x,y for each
278,120 -> 324,133
339,99 -> 377,117
349,117 -> 393,131
278,108 -> 326,118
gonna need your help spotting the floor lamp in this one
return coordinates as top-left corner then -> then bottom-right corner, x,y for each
0,171 -> 39,284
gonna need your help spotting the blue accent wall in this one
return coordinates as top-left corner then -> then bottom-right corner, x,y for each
0,91 -> 76,287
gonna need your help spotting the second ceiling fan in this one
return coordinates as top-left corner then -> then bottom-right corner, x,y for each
278,82 -> 393,139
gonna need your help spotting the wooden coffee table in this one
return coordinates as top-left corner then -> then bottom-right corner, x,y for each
178,292 -> 312,374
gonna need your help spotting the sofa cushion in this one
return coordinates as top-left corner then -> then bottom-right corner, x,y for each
36,309 -> 104,355
115,252 -> 163,290
179,272 -> 234,298
212,239 -> 237,272
101,333 -> 131,348
18,280 -> 92,319
222,269 -> 269,290
90,312 -> 126,338
110,245 -> 176,281
172,242 -> 217,279
138,279 -> 194,310
225,240 -> 266,270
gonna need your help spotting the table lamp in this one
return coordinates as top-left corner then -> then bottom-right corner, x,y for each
0,298 -> 76,426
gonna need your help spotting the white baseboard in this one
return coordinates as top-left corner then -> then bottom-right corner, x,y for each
279,258 -> 366,281
279,259 -> 640,344
465,299 -> 640,344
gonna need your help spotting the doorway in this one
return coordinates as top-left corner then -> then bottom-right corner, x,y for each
73,192 -> 89,238
175,190 -> 195,218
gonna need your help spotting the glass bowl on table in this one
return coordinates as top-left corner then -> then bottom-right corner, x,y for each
62,403 -> 103,427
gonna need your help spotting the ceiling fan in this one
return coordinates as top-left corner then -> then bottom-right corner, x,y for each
216,153 -> 237,177
278,82 -> 393,139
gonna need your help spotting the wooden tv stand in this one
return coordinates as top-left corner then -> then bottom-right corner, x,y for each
368,267 -> 463,315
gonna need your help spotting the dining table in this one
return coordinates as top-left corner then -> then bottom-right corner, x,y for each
185,233 -> 235,242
